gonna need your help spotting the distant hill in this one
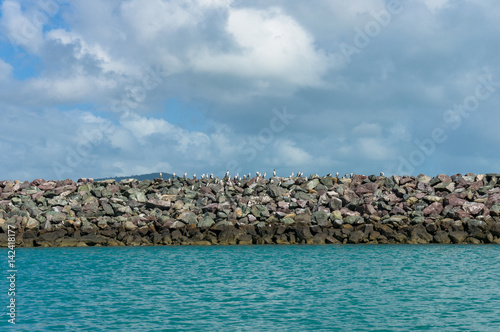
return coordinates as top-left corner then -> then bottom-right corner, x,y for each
94,172 -> 173,182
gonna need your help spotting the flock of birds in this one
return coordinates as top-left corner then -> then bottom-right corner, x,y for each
158,170 -> 386,186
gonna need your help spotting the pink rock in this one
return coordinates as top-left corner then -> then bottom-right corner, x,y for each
297,200 -> 308,208
39,182 -> 57,190
12,183 -> 20,192
487,193 -> 500,208
355,183 -> 377,195
462,202 -> 485,215
31,191 -> 45,200
278,201 -> 289,209
423,202 -> 443,216
54,184 -> 76,195
469,180 -> 483,191
437,174 -> 452,183
445,196 -> 467,207
362,204 -> 377,215
30,179 -> 47,186
351,174 -> 368,186
342,189 -> 359,203
400,177 -> 414,185
0,193 -> 12,200
341,208 -> 360,217
390,206 -> 406,215
455,209 -> 472,219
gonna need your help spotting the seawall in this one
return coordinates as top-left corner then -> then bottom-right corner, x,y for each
1,173 -> 500,247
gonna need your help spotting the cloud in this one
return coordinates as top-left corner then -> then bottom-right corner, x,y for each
0,0 -> 44,53
0,58 -> 13,80
352,123 -> 382,137
1,0 -> 500,180
191,7 -> 332,87
420,0 -> 451,13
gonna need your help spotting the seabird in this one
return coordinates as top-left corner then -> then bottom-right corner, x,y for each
380,171 -> 385,177
193,173 -> 196,179
173,172 -> 176,179
184,172 -> 187,179
263,172 -> 266,179
273,169 -> 276,177
336,172 -> 339,178
159,172 -> 163,178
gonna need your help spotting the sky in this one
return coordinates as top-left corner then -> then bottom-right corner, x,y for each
0,0 -> 499,181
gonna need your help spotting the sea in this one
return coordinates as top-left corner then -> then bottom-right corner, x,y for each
2,245 -> 500,331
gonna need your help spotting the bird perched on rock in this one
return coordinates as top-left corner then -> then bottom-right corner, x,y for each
380,171 -> 385,177
172,172 -> 176,179
159,172 -> 162,178
184,172 -> 187,179
273,169 -> 276,177
336,172 -> 339,178
193,173 -> 196,179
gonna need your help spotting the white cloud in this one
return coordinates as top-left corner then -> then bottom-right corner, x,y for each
272,139 -> 312,166
1,0 -> 500,180
120,0 -> 198,41
45,29 -> 132,75
420,0 -> 451,13
357,137 -> 393,160
0,58 -> 13,80
191,7 -> 331,87
0,0 -> 45,53
119,113 -> 211,153
352,123 -> 382,137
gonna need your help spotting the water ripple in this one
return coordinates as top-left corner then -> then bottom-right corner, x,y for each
1,245 -> 499,331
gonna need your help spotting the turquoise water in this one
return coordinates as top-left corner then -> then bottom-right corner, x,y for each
2,245 -> 500,331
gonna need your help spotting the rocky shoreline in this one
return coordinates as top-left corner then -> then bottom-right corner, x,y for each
1,173 -> 500,247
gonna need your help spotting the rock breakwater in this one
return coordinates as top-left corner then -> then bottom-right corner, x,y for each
1,173 -> 500,247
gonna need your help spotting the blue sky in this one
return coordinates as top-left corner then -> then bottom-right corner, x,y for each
0,0 -> 499,181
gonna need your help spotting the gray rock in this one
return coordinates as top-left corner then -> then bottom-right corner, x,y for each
178,211 -> 198,224
124,221 -> 137,231
199,216 -> 215,229
312,210 -> 328,224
